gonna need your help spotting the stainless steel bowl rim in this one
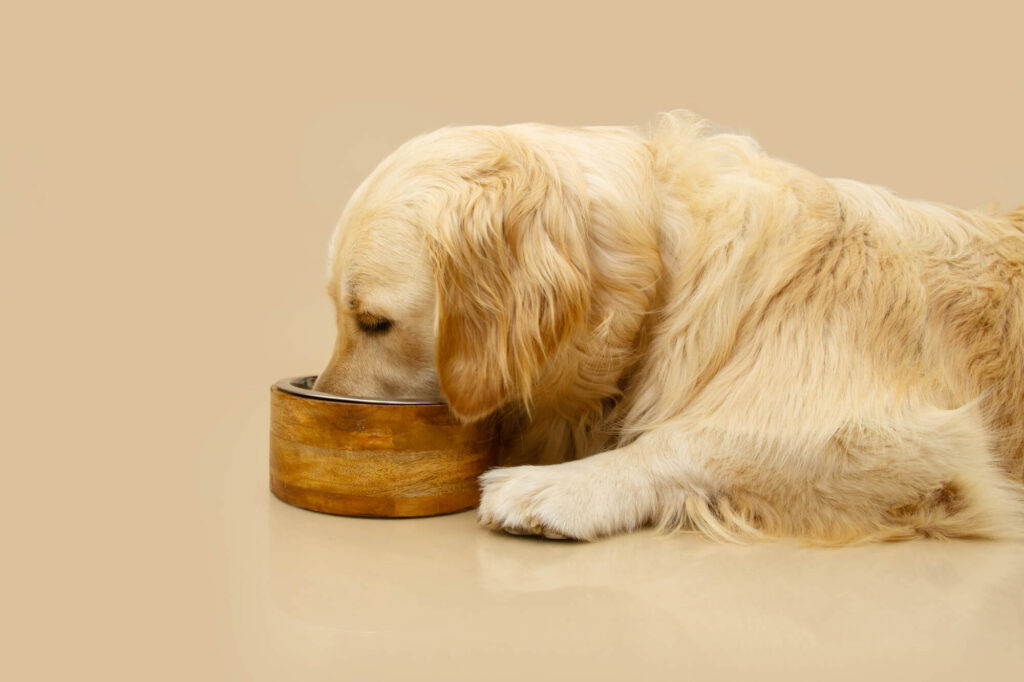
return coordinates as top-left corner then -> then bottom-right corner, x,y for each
274,376 -> 445,406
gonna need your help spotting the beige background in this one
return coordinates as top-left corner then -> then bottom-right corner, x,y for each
3,2 -> 1023,680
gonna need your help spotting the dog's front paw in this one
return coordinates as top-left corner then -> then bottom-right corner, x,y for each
477,458 -> 647,541
478,465 -> 582,539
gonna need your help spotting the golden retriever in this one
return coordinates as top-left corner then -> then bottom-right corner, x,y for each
313,112 -> 1024,543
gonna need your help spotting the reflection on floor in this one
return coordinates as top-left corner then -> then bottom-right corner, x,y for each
224,438 -> 1024,682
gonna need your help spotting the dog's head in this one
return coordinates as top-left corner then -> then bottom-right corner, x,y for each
313,126 -> 593,422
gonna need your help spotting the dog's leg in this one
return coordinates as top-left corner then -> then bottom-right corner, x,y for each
478,408 -> 1024,542
478,428 -> 705,540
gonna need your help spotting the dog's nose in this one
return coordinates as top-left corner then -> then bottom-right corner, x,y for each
312,366 -> 358,396
311,373 -> 336,393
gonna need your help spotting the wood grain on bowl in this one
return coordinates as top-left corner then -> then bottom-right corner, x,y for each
269,384 -> 500,517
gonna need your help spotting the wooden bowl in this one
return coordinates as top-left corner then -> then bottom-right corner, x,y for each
269,376 -> 499,517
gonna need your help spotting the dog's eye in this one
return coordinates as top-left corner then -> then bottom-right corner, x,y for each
356,313 -> 393,335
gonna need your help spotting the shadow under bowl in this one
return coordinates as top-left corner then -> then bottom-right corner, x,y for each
269,376 -> 500,517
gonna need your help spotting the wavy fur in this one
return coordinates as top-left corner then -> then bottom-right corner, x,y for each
315,112 -> 1024,543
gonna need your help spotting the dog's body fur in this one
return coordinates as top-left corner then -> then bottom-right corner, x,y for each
314,112 -> 1024,543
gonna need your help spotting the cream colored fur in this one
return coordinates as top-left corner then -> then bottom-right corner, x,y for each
314,112 -> 1024,543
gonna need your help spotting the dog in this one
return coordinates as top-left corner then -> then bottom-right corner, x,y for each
312,112 -> 1024,543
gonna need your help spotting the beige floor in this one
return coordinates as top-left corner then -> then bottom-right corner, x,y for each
221,416 -> 1024,682
6,3 -> 1024,680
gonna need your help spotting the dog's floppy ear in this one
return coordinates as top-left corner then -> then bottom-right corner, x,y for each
426,130 -> 591,422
